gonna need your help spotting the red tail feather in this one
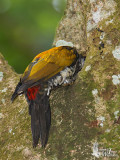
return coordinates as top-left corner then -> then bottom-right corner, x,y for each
27,86 -> 40,100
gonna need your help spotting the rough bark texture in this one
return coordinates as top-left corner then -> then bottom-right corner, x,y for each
1,0 -> 120,159
53,0 -> 88,55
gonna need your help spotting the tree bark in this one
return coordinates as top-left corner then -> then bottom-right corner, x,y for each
1,0 -> 120,159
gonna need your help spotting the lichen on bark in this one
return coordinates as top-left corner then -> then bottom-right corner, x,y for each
1,0 -> 120,159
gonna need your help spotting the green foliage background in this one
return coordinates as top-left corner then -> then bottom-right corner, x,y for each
0,0 -> 66,73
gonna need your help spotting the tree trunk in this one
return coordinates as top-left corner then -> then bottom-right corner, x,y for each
1,0 -> 120,159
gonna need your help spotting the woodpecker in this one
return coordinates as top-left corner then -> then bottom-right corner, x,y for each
11,46 -> 85,148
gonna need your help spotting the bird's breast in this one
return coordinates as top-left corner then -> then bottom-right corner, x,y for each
45,65 -> 76,95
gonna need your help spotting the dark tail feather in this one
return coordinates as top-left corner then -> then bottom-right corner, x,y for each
11,80 -> 23,102
30,102 -> 40,147
26,93 -> 51,148
40,95 -> 51,147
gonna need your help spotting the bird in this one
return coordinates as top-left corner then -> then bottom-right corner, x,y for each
11,46 -> 85,148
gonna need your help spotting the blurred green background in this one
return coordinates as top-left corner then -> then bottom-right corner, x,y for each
0,0 -> 66,73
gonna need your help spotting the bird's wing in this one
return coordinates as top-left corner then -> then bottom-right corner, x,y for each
21,46 -> 76,82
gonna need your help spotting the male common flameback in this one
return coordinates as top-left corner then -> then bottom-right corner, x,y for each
11,46 -> 85,148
